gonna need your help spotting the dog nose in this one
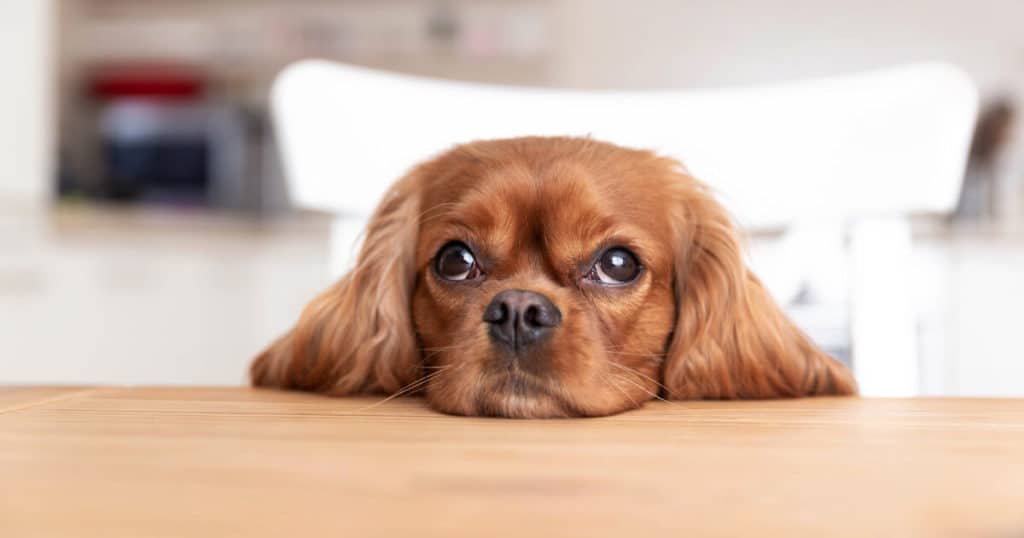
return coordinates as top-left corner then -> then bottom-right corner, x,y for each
483,289 -> 561,352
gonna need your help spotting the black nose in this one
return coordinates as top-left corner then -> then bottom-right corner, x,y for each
483,289 -> 561,352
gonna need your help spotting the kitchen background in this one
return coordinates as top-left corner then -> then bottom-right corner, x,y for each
2,0 -> 1023,394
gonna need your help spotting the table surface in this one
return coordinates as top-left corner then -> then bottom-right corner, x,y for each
2,387 -> 1023,537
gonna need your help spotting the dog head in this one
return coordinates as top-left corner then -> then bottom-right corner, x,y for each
252,137 -> 856,417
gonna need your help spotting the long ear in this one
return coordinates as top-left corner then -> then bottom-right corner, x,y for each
662,180 -> 857,399
250,175 -> 422,395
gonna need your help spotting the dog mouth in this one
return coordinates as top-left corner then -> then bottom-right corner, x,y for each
472,368 -> 582,418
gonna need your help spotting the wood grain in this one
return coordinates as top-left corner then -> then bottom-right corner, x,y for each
0,386 -> 97,414
1,387 -> 1022,537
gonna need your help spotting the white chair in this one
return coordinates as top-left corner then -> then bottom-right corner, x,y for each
270,60 -> 977,397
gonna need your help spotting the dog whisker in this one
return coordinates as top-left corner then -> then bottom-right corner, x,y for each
605,374 -> 640,409
609,370 -> 678,406
605,358 -> 675,397
419,343 -> 477,353
603,349 -> 663,358
350,367 -> 453,413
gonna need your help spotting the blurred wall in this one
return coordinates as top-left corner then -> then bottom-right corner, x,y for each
553,0 -> 1024,95
0,1 -> 54,205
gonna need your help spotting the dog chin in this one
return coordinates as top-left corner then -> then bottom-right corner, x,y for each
483,393 -> 569,419
431,370 -> 576,419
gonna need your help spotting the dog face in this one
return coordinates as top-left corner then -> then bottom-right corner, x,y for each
252,137 -> 856,418
411,139 -> 680,417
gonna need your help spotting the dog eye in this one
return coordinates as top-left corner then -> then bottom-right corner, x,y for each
587,247 -> 641,285
435,242 -> 481,281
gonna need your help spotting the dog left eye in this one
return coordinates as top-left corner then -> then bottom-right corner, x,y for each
586,247 -> 641,285
435,242 -> 482,281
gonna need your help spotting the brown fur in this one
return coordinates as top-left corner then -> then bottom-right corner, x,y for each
251,137 -> 856,417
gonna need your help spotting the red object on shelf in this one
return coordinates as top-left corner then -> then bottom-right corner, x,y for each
88,63 -> 205,99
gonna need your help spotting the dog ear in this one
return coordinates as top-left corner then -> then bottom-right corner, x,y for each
661,176 -> 857,399
250,173 -> 423,395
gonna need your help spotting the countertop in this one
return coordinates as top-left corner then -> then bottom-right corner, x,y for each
2,387 -> 1023,536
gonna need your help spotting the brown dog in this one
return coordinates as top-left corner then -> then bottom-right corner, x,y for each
251,136 -> 856,417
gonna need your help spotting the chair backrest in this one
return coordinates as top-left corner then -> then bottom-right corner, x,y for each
271,60 -> 977,230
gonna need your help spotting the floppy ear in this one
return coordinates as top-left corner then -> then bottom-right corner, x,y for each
250,174 -> 422,395
662,179 -> 857,399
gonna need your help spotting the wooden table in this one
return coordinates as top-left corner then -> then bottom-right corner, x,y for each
2,387 -> 1022,537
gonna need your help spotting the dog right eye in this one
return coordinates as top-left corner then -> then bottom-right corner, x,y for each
435,242 -> 481,281
585,247 -> 642,285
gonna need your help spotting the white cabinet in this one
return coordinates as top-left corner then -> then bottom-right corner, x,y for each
750,229 -> 1024,397
945,239 -> 1024,395
0,209 -> 331,385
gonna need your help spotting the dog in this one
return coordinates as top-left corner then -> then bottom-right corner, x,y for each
251,136 -> 856,418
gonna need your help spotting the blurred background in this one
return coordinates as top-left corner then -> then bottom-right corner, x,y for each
2,1 -> 1023,394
